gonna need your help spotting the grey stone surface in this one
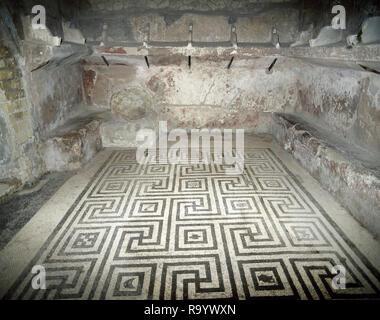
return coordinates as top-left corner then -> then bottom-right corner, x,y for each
271,113 -> 380,239
41,118 -> 103,171
0,182 -> 18,203
110,87 -> 153,121
360,16 -> 380,44
0,171 -> 75,250
309,26 -> 343,47
101,119 -> 156,148
294,64 -> 380,154
21,15 -> 61,46
0,115 -> 10,165
62,21 -> 86,44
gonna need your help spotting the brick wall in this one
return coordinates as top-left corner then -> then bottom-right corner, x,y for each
0,46 -> 33,145
0,43 -> 42,184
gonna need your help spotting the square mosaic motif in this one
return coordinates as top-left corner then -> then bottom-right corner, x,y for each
4,149 -> 380,299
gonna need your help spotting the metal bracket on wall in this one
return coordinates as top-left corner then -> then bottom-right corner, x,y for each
231,25 -> 238,49
101,55 -> 109,66
143,23 -> 150,48
188,23 -> 193,48
227,56 -> 234,69
271,27 -> 280,49
358,63 -> 380,74
266,58 -> 277,74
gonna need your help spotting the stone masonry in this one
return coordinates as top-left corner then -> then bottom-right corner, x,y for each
0,43 -> 43,185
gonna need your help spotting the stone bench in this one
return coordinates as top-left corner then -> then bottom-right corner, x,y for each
0,180 -> 20,204
271,113 -> 380,239
41,113 -> 103,172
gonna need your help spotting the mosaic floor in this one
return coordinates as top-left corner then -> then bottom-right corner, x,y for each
1,143 -> 380,300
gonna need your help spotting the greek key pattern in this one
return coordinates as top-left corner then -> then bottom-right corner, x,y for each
5,149 -> 380,300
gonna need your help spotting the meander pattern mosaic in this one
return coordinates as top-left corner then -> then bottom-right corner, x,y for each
5,149 -> 380,299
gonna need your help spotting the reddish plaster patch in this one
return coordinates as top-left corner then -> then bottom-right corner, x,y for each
42,96 -> 59,126
82,69 -> 96,104
97,46 -> 127,54
147,75 -> 161,93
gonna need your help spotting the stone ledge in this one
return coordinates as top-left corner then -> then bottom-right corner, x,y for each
0,181 -> 20,205
41,118 -> 103,172
271,113 -> 380,239
86,44 -> 380,72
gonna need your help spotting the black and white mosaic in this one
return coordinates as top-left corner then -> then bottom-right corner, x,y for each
5,149 -> 380,299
